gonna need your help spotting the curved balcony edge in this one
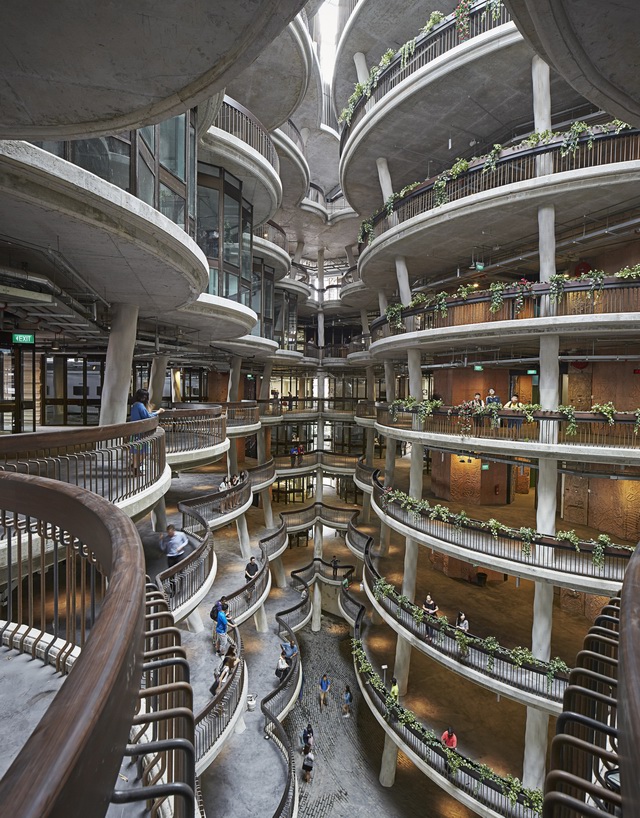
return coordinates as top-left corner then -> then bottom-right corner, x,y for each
166,439 -> 230,470
195,666 -> 249,778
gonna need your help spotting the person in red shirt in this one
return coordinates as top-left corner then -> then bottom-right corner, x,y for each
441,727 -> 457,749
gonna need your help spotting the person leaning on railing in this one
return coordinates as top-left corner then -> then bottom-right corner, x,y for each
129,387 -> 164,475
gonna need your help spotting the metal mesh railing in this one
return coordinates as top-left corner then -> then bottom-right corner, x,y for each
159,408 -> 226,453
215,97 -> 279,173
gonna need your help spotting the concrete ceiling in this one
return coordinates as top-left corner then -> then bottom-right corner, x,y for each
341,30 -> 587,216
506,0 -> 640,128
0,0 -> 309,139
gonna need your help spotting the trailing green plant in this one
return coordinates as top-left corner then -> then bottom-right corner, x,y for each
488,281 -> 506,313
385,302 -> 405,331
546,657 -> 570,691
510,646 -> 536,668
338,49 -> 395,125
521,403 -> 541,424
449,399 -> 476,435
579,267 -> 605,295
482,0 -> 503,23
513,278 -> 534,314
399,37 -> 416,71
558,404 -> 577,436
560,121 -> 593,156
614,263 -> 640,280
357,217 -> 375,245
484,401 -> 502,429
484,518 -> 511,539
454,0 -> 473,40
591,534 -> 611,570
433,291 -> 449,317
634,409 -> 640,436
548,273 -> 567,304
591,401 -> 616,425
483,636 -> 500,673
483,142 -> 503,173
456,283 -> 476,300
518,527 -> 538,558
384,181 -> 421,216
455,629 -> 471,658
421,10 -> 446,35
556,529 -> 581,550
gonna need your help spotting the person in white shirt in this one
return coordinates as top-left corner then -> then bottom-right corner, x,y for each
160,525 -> 189,567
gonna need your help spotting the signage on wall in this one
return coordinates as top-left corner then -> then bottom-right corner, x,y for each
12,333 -> 35,344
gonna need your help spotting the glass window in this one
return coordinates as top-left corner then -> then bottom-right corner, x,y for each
264,272 -> 274,320
240,285 -> 251,308
32,140 -> 65,157
225,271 -> 239,300
159,183 -> 185,228
159,114 -> 186,180
224,170 -> 241,189
189,125 -> 196,218
137,155 -> 155,206
251,270 -> 262,316
198,162 -> 220,177
208,266 -> 219,296
197,185 -> 219,258
241,207 -> 252,280
223,194 -> 240,267
140,126 -> 155,152
70,137 -> 131,191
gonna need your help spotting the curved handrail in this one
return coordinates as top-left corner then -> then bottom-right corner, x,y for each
247,458 -> 276,487
273,450 -> 359,472
0,473 -> 145,818
179,473 -> 252,531
362,538 -> 568,705
346,588 -> 541,816
214,96 -> 280,173
340,0 -> 511,151
257,399 -> 283,418
159,407 -> 226,454
355,456 -> 376,486
372,472 -> 631,583
355,400 -> 377,418
376,404 -> 640,452
347,333 -> 371,354
279,501 -> 361,532
221,401 -> 260,427
369,277 -> 640,341
0,418 -> 166,503
619,541 -> 640,813
365,130 -> 640,244
278,120 -> 305,155
253,219 -> 288,251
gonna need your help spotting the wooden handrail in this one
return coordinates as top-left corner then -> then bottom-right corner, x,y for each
0,417 -> 157,453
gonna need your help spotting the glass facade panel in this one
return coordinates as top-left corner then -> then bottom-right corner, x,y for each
223,193 -> 240,267
70,137 -> 131,191
189,125 -> 196,218
159,183 -> 185,228
241,206 -> 252,280
208,266 -> 220,296
140,125 -> 155,151
137,154 -> 155,206
159,114 -> 186,180
197,186 -> 220,258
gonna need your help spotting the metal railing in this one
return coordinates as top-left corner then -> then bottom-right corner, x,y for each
273,450 -> 359,472
370,278 -> 640,341
372,473 -> 631,583
280,501 -> 360,532
194,626 -> 245,765
214,96 -> 279,173
159,407 -> 226,453
220,401 -> 260,427
253,219 -> 288,251
0,473 -> 146,816
355,400 -> 377,418
368,130 -> 640,242
340,0 -> 511,151
362,541 -> 567,705
348,333 -> 371,353
376,404 -> 640,451
257,398 -> 282,418
278,119 -> 305,155
346,589 -> 540,818
259,519 -> 288,560
179,474 -> 252,533
355,457 -> 376,486
0,418 -> 166,503
280,397 -> 360,414
247,457 -> 276,487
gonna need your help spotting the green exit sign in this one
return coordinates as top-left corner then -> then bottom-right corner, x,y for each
481,463 -> 490,471
12,333 -> 34,344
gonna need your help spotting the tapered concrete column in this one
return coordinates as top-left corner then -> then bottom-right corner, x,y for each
227,356 -> 242,401
383,361 -> 395,403
149,355 -> 169,408
394,256 -> 412,306
171,368 -> 182,403
293,240 -> 305,264
379,734 -> 399,787
315,466 -> 324,503
257,426 -> 267,462
345,245 -> 357,267
151,497 -> 167,532
317,368 -> 325,451
532,55 -> 553,178
185,609 -> 204,633
365,365 -> 375,400
254,603 -> 269,633
407,349 -> 422,401
376,157 -> 394,202
379,436 -> 396,558
236,514 -> 251,559
259,361 -> 273,400
312,581 -> 322,631
523,333 -> 559,789
313,520 -> 323,559
271,556 -> 287,589
353,51 -> 369,85
52,357 -> 65,423
361,492 -> 372,524
378,290 -> 388,315
365,426 -> 375,465
99,302 -> 139,425
261,488 -> 274,529
227,443 -> 238,476
360,308 -> 370,336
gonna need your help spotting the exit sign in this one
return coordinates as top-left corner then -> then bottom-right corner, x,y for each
12,333 -> 34,344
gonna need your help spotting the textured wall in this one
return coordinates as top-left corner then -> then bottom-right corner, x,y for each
567,366 -> 592,409
479,461 -> 509,505
559,588 -> 610,623
431,451 -> 452,500
587,477 -> 640,542
450,456 -> 481,503
562,474 -> 589,526
592,362 -> 640,410
515,465 -> 531,494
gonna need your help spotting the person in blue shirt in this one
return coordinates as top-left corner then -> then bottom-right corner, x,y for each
215,604 -> 233,655
129,388 -> 164,475
485,388 -> 501,406
319,673 -> 331,710
281,639 -> 299,666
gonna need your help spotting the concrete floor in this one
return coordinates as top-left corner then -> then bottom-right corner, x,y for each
136,456 -> 600,817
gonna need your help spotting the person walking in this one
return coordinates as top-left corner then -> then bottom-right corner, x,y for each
319,673 -> 331,710
342,685 -> 353,717
331,555 -> 339,580
244,555 -> 259,601
159,524 -> 189,568
275,650 -> 289,681
281,639 -> 298,666
302,745 -> 315,783
215,603 -> 233,655
302,723 -> 314,749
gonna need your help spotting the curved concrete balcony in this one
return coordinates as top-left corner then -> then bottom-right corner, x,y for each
260,520 -> 289,563
273,346 -> 305,366
247,458 -> 277,491
0,141 -> 209,316
179,475 -> 253,532
354,399 -> 377,427
252,220 -> 291,279
279,397 -> 321,420
280,501 -> 360,534
275,272 -> 313,304
361,544 -> 565,713
370,475 -> 629,594
222,401 -> 261,436
506,0 -> 640,129
159,407 -> 229,470
273,450 -> 359,477
200,97 -> 282,225
272,121 -> 311,207
226,13 -> 314,132
350,608 -> 542,818
215,334 -> 279,362
354,457 -> 376,493
257,399 -> 284,425
0,0 -> 308,140
0,419 -> 170,525
370,278 -> 640,356
300,183 -> 358,225
359,130 -> 640,289
375,404 -> 640,467
177,294 -> 258,344
195,627 -> 248,776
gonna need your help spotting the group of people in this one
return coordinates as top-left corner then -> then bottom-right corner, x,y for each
388,676 -> 458,764
299,679 -> 354,784
421,594 -> 469,641
275,639 -> 299,681
289,442 -> 306,466
217,472 -> 247,512
470,389 -> 526,429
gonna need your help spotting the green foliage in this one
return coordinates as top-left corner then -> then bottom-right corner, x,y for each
385,303 -> 405,331
548,273 -> 567,304
456,283 -> 475,300
558,404 -> 577,436
483,143 -> 503,173
357,217 -> 375,245
513,278 -> 534,314
591,401 -> 616,425
545,657 -> 570,691
489,281 -> 506,313
421,10 -> 446,35
399,38 -> 416,71
560,121 -> 592,156
454,0 -> 473,40
634,408 -> 640,436
556,529 -> 581,550
614,263 -> 640,279
521,403 -> 542,424
518,527 -> 538,557
482,0 -> 503,22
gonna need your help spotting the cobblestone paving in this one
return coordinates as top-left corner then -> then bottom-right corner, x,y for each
288,616 -> 474,818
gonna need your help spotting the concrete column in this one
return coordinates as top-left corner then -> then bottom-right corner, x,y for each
345,245 -> 357,267
394,256 -> 412,306
365,426 -> 375,465
365,366 -> 375,401
257,426 -> 267,462
293,241 -> 305,264
360,308 -> 370,336
378,290 -> 388,315
383,361 -> 395,403
236,514 -> 251,559
52,357 -> 65,423
315,466 -> 324,503
227,356 -> 242,401
523,333 -> 559,789
379,440 -> 396,557
532,55 -> 553,178
254,603 -> 269,633
379,734 -> 398,787
312,581 -> 322,631
99,302 -> 138,425
151,497 -> 167,533
171,368 -> 182,403
259,361 -> 273,400
376,157 -> 394,202
313,520 -> 323,559
261,488 -> 274,529
538,206 -> 556,287
407,349 -> 422,401
317,369 -> 325,451
149,355 -> 169,409
353,51 -> 369,85
185,609 -> 204,633
271,556 -> 287,589
317,310 -> 325,349
227,443 -> 238,476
